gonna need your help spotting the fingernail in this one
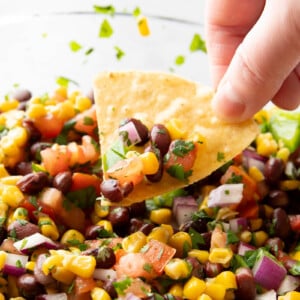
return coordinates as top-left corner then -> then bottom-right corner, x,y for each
212,81 -> 246,122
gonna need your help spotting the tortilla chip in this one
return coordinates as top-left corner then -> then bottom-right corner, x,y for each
93,71 -> 258,206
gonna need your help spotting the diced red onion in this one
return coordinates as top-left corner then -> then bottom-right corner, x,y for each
237,241 -> 256,256
123,293 -> 142,300
13,232 -> 59,254
172,196 -> 198,225
3,253 -> 28,276
252,254 -> 287,290
35,293 -> 68,300
229,217 -> 248,233
277,275 -> 300,295
119,121 -> 142,146
207,183 -> 243,208
93,268 -> 117,281
34,254 -> 56,285
255,290 -> 277,300
243,148 -> 267,172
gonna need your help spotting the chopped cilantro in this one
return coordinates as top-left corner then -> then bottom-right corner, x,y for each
189,33 -> 207,53
143,263 -> 153,273
133,7 -> 141,17
0,217 -> 6,226
226,172 -> 243,184
175,55 -> 185,66
85,48 -> 94,56
38,220 -> 52,226
69,40 -> 82,52
217,151 -> 225,162
114,46 -> 125,60
189,227 -> 205,248
171,140 -> 195,157
16,259 -> 23,268
93,5 -> 115,16
99,19 -> 114,38
29,196 -> 38,208
83,116 -> 94,126
226,230 -> 240,244
113,277 -> 132,295
166,164 -> 192,181
20,239 -> 28,250
56,76 -> 79,88
66,186 -> 97,209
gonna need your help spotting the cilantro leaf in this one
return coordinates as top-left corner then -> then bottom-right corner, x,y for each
175,55 -> 185,66
56,76 -> 79,88
69,40 -> 82,52
190,33 -> 207,53
114,46 -> 125,60
93,5 -> 115,16
133,7 -> 141,18
99,19 -> 114,38
166,164 -> 192,181
113,278 -> 132,296
85,48 -> 94,56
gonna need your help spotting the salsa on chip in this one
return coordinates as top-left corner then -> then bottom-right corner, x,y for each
93,71 -> 258,206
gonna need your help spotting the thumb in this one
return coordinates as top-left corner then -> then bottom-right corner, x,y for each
212,0 -> 300,122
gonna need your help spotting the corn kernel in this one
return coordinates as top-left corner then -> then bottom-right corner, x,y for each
168,231 -> 192,258
96,220 -> 113,233
278,291 -> 300,300
165,118 -> 186,140
208,248 -> 233,265
39,216 -> 59,241
183,276 -> 206,300
10,207 -> 29,222
0,202 -> 8,220
54,86 -> 68,100
68,90 -> 81,103
254,109 -> 269,124
0,136 -> 19,157
7,127 -> 28,147
0,164 -> 9,178
197,294 -> 212,300
26,103 -> 47,119
94,199 -> 110,218
280,180 -> 300,191
60,229 -> 85,246
168,283 -> 183,297
122,231 -> 147,253
188,249 -> 209,264
25,261 -> 35,272
51,266 -> 75,284
164,258 -> 191,280
137,15 -> 150,36
240,230 -> 252,243
0,97 -> 19,112
161,224 -> 174,237
42,254 -> 64,275
276,147 -> 290,162
75,95 -> 92,112
248,166 -> 264,182
140,151 -> 159,175
249,218 -> 263,231
214,271 -> 237,289
0,175 -> 23,185
4,110 -> 25,128
291,251 -> 300,261
55,100 -> 76,120
205,282 -> 226,300
1,185 -> 24,208
149,208 -> 172,224
256,132 -> 278,156
66,255 -> 96,278
252,230 -> 268,247
0,251 -> 7,270
147,226 -> 171,244
91,287 -> 112,300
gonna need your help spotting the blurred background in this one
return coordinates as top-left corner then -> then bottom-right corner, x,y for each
0,1 -> 210,95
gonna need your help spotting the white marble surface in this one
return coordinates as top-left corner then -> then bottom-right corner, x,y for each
0,1 -> 210,94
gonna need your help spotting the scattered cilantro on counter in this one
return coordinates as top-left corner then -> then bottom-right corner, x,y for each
175,55 -> 185,66
93,5 -> 115,16
114,46 -> 125,60
190,33 -> 207,53
69,40 -> 82,52
99,19 -> 114,38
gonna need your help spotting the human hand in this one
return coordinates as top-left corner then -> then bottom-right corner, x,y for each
205,0 -> 300,122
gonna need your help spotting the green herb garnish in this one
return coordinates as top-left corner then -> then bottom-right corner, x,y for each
175,55 -> 185,66
114,46 -> 125,60
189,33 -> 207,53
93,5 -> 115,16
69,40 -> 82,52
99,19 -> 114,38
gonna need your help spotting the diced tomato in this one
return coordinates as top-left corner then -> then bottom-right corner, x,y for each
289,215 -> 300,232
70,172 -> 102,196
106,157 -> 144,186
74,276 -> 96,295
122,278 -> 151,298
67,142 -> 87,166
141,239 -> 176,274
34,114 -> 64,139
40,146 -> 70,176
210,226 -> 227,249
73,105 -> 98,137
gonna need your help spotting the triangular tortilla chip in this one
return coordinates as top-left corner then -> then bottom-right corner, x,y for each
93,71 -> 258,206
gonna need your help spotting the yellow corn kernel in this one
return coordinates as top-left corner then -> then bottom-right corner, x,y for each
276,147 -> 290,162
249,218 -> 263,231
30,248 -> 48,262
94,199 -> 110,218
0,175 -> 23,185
10,207 -> 29,222
208,248 -> 233,265
149,208 -> 172,225
55,100 -> 76,120
60,229 -> 85,246
75,95 -> 92,112
240,230 -> 252,243
280,180 -> 300,191
188,249 -> 209,264
8,127 -> 28,147
0,202 -> 8,220
4,110 -> 25,128
0,164 -> 9,178
96,220 -> 113,233
65,255 -> 96,278
25,261 -> 35,272
0,97 -> 19,112
248,166 -> 264,182
140,151 -> 159,175
161,224 -> 174,237
252,230 -> 268,247
0,149 -> 4,164
54,86 -> 68,100
42,254 -> 64,275
197,294 -> 212,300
165,118 -> 186,140
164,258 -> 191,280
0,251 -> 7,270
254,109 -> 269,124
91,287 -> 112,300
214,271 -> 237,290
122,231 -> 147,253
2,146 -> 24,168
137,15 -> 150,36
291,251 -> 300,261
51,266 -> 75,284
147,226 -> 171,244
26,103 -> 47,119
256,132 -> 278,156
68,90 -> 81,103
168,283 -> 183,298
0,136 -> 19,157
183,276 -> 206,300
279,291 -> 300,300
205,282 -> 226,300
39,216 -> 59,241
168,232 -> 192,258
1,185 -> 24,208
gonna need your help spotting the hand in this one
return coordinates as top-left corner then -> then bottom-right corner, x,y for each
205,0 -> 300,122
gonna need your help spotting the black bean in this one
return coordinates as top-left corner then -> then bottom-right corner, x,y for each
14,161 -> 33,175
30,142 -> 52,161
129,201 -> 147,217
22,119 -> 42,143
0,226 -> 7,244
185,256 -> 205,279
235,267 -> 256,300
120,118 -> 149,146
150,124 -> 171,156
8,220 -> 40,239
129,218 -> 144,233
139,223 -> 155,235
17,273 -> 44,298
102,280 -> 118,299
108,207 -> 130,228
85,225 -> 106,239
272,208 -> 291,240
101,179 -> 131,202
267,189 -> 289,208
52,171 -> 72,193
12,88 -> 32,102
205,261 -> 223,277
265,237 -> 285,255
264,157 -> 285,184
289,146 -> 300,168
17,172 -> 49,194
95,246 -> 116,268
86,89 -> 95,103
34,254 -> 55,285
